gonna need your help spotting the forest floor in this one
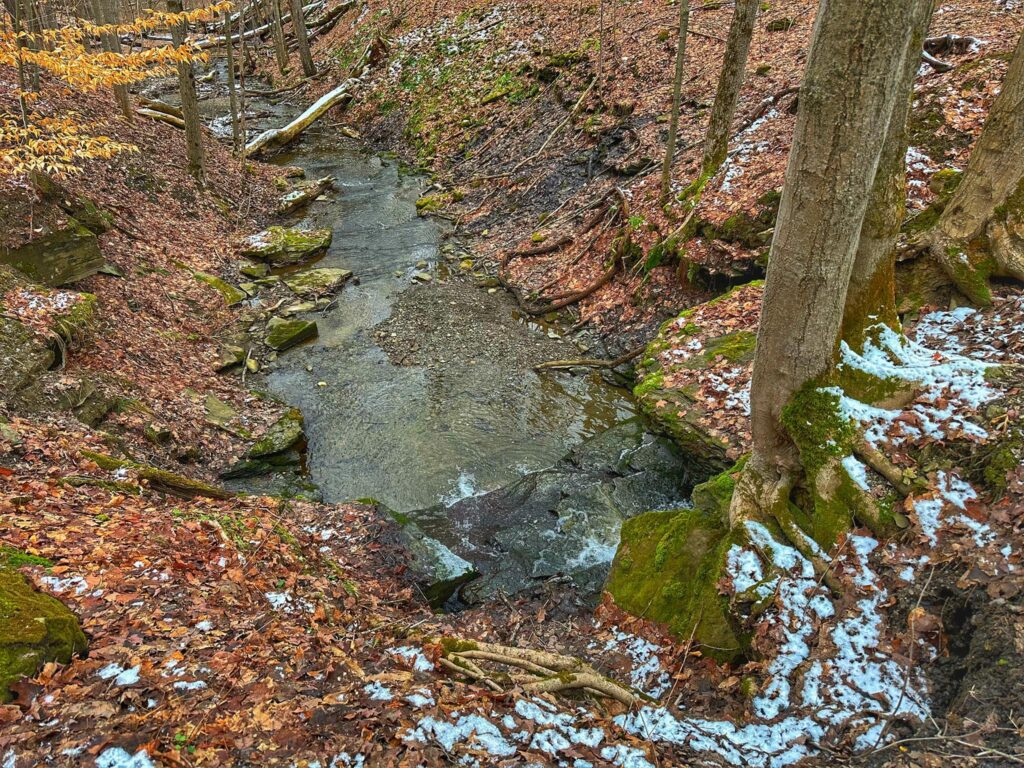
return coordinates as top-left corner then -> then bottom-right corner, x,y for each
1,0 -> 1024,766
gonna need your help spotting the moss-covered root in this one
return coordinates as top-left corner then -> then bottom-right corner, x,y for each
0,569 -> 88,702
80,449 -> 233,500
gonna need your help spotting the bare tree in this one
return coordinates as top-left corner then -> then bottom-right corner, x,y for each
924,32 -> 1024,304
660,0 -> 690,200
698,0 -> 759,179
224,4 -> 241,151
168,0 -> 204,180
288,0 -> 315,76
91,0 -> 132,119
268,0 -> 289,74
730,0 -> 933,533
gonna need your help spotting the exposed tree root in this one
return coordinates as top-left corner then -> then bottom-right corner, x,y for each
533,343 -> 646,371
437,639 -> 641,706
506,234 -> 574,261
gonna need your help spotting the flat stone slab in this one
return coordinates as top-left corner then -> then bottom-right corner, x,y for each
283,267 -> 352,297
241,226 -> 332,267
265,316 -> 318,351
0,218 -> 102,286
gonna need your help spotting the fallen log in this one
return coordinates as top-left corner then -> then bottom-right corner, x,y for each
244,32 -> 386,157
138,97 -> 183,119
308,0 -> 356,37
276,176 -> 335,215
193,2 -> 322,49
137,107 -> 186,129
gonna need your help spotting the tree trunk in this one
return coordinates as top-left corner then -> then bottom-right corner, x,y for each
660,0 -> 690,200
698,0 -> 758,179
288,0 -> 316,76
168,0 -> 205,181
224,5 -> 242,151
92,0 -> 132,120
732,0 -> 929,525
269,0 -> 289,74
926,32 -> 1024,304
841,0 -> 936,353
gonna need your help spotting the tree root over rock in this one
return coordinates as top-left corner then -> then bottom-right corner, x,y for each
437,639 -> 643,706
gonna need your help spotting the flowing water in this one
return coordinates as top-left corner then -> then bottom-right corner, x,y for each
192,77 -> 691,602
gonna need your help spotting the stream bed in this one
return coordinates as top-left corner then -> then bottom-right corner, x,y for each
196,80 -> 694,605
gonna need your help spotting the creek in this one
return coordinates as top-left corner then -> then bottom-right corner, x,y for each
194,75 -> 694,606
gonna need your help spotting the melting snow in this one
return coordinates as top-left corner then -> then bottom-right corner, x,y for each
98,664 -> 141,686
363,681 -> 394,701
390,645 -> 434,672
95,748 -> 156,768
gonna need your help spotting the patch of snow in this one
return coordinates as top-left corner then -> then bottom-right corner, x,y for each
602,629 -> 670,699
841,455 -> 870,491
363,681 -> 393,701
390,645 -> 434,672
38,574 -> 89,596
173,680 -> 207,691
405,689 -> 435,709
195,619 -> 213,632
95,748 -> 156,768
98,663 -> 141,686
405,712 -> 518,757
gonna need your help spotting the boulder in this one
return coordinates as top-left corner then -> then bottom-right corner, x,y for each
240,261 -> 269,279
241,226 -> 332,266
604,461 -> 748,662
0,218 -> 103,286
0,569 -> 88,702
265,317 -> 318,351
283,267 -> 352,297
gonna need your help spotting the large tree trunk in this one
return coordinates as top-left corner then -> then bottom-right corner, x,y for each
732,0 -> 930,526
224,5 -> 242,151
288,0 -> 316,76
168,0 -> 205,180
926,32 -> 1024,304
841,0 -> 936,353
698,0 -> 758,178
660,0 -> 690,200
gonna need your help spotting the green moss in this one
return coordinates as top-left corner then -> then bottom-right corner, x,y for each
439,638 -> 479,655
81,449 -> 233,500
605,462 -> 749,661
0,570 -> 87,701
194,272 -> 246,307
0,546 -> 52,570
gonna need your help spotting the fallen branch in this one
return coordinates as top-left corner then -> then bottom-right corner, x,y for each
244,32 -> 386,157
533,342 -> 646,371
438,639 -> 641,706
137,107 -> 186,130
921,49 -> 953,73
138,97 -> 183,119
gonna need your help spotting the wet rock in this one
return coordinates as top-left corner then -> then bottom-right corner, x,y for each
405,419 -> 691,606
265,317 -> 318,351
281,301 -> 317,316
412,271 -> 432,283
0,569 -> 88,702
216,345 -> 246,372
240,261 -> 269,279
0,218 -> 103,286
194,272 -> 246,306
248,409 -> 304,459
241,226 -> 332,266
394,517 -> 478,608
82,449 -> 233,500
282,267 -> 352,297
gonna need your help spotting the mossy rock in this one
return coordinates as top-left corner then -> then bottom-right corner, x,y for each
247,409 -> 304,459
31,173 -> 114,235
0,316 -> 55,396
239,261 -> 269,279
194,272 -> 246,306
282,267 -> 352,297
215,345 -> 247,372
265,316 -> 318,351
80,449 -> 233,500
0,218 -> 103,286
240,226 -> 332,266
0,569 -> 88,702
605,463 -> 748,662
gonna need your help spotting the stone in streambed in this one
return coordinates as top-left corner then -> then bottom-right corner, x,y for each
392,517 -> 478,608
240,261 -> 269,278
283,267 -> 352,297
247,409 -> 304,459
216,345 -> 246,371
265,317 -> 318,351
241,226 -> 332,266
0,569 -> 88,702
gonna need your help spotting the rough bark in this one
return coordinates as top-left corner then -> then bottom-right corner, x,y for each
841,0 -> 936,352
269,0 -> 289,74
926,32 -> 1024,304
698,0 -> 758,178
224,6 -> 242,151
96,0 -> 131,120
660,0 -> 690,200
167,0 -> 204,180
288,0 -> 316,76
732,0 -> 928,525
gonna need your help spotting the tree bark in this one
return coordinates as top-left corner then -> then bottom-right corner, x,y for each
698,0 -> 758,178
926,32 -> 1024,304
224,6 -> 242,151
168,0 -> 205,180
841,0 -> 936,352
269,0 -> 289,74
660,0 -> 690,200
288,0 -> 316,76
733,0 -> 929,524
